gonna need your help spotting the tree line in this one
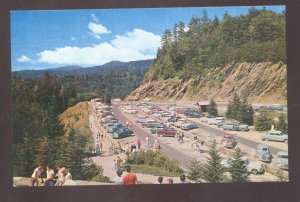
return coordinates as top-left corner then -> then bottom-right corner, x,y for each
207,94 -> 287,133
12,74 -> 109,182
147,8 -> 285,81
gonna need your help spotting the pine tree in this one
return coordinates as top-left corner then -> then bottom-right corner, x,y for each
228,148 -> 250,182
201,139 -> 225,183
186,160 -> 203,183
276,113 -> 288,134
207,98 -> 218,116
226,93 -> 241,120
240,97 -> 254,125
254,111 -> 273,131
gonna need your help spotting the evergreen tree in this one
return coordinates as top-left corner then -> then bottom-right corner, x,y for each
240,97 -> 254,125
228,148 -> 250,182
254,111 -> 273,131
186,160 -> 203,183
276,113 -> 288,134
201,139 -> 225,183
207,98 -> 218,116
226,93 -> 241,119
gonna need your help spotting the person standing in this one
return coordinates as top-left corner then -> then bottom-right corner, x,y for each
44,165 -> 55,186
137,138 -> 141,150
146,135 -> 150,147
100,141 -> 103,153
31,163 -> 44,186
123,166 -> 138,185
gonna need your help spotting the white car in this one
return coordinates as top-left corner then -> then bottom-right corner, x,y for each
275,151 -> 288,170
221,158 -> 265,174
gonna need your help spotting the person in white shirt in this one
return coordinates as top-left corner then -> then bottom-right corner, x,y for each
31,163 -> 44,187
44,164 -> 55,186
57,167 -> 74,186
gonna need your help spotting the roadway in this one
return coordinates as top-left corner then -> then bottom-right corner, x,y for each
112,104 -> 195,169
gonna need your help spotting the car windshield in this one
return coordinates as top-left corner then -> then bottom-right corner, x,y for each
278,155 -> 288,159
262,148 -> 268,151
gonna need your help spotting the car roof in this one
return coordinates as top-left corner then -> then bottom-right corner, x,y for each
257,144 -> 269,148
277,151 -> 288,155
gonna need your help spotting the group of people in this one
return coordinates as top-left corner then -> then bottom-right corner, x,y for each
31,162 -> 74,187
157,174 -> 186,184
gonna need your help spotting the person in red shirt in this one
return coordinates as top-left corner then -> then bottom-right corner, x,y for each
123,166 -> 138,185
137,138 -> 141,150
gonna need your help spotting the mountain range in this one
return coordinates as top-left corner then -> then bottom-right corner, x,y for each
13,59 -> 154,79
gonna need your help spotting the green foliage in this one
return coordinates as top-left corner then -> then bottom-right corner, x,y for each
254,111 -> 273,131
226,94 -> 254,125
148,8 -> 285,81
12,75 -> 106,181
228,148 -> 250,182
127,150 -> 183,174
186,160 -> 203,183
275,113 -> 288,134
201,139 -> 225,183
207,98 -> 218,116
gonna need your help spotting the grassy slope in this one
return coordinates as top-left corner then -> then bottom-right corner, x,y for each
59,102 -> 92,140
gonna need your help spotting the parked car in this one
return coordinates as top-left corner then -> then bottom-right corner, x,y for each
274,151 -> 288,170
208,118 -> 223,125
255,144 -> 272,162
184,110 -> 203,118
157,128 -> 177,137
136,116 -> 149,123
181,122 -> 198,130
174,118 -> 188,128
123,109 -> 138,114
175,108 -> 189,114
103,120 -> 118,128
220,135 -> 237,149
261,131 -> 288,143
150,124 -> 166,134
167,116 -> 180,122
112,128 -> 133,139
142,122 -> 160,128
107,123 -> 124,133
222,123 -> 249,131
221,158 -> 265,174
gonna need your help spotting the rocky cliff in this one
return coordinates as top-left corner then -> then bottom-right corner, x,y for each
128,62 -> 287,104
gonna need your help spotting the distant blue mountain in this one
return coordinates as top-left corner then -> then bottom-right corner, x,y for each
13,59 -> 154,79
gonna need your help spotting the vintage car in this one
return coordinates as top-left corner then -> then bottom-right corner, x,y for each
157,127 -> 177,137
261,131 -> 288,143
112,128 -> 134,139
221,158 -> 265,174
275,151 -> 288,170
181,122 -> 198,130
255,144 -> 272,162
220,135 -> 238,149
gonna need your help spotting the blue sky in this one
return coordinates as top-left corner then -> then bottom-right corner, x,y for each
11,6 -> 285,71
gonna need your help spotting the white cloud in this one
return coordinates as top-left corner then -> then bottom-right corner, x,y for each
37,28 -> 161,66
91,14 -> 99,22
88,22 -> 111,39
17,55 -> 32,63
112,28 -> 161,53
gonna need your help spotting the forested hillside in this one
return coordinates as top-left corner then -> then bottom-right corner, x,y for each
12,74 -> 108,181
145,8 -> 285,81
130,8 -> 286,103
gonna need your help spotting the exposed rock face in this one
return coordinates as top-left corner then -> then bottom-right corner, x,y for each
128,62 -> 287,104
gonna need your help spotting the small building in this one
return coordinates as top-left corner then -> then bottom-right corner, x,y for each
196,102 -> 209,112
